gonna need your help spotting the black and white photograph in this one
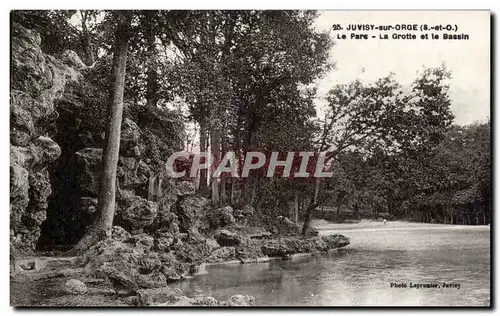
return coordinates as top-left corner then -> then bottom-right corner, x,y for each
9,9 -> 491,307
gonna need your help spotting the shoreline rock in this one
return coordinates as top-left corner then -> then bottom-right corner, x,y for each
65,279 -> 87,295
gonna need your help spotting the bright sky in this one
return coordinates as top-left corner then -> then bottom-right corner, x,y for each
314,11 -> 491,126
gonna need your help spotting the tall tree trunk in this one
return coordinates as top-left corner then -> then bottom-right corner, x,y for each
220,132 -> 228,202
210,126 -> 220,204
354,203 -> 360,219
336,203 -> 341,222
233,113 -> 243,204
80,10 -> 96,65
302,135 -> 331,235
302,178 -> 320,235
71,13 -> 130,253
145,10 -> 158,107
293,195 -> 299,223
198,119 -> 208,193
229,179 -> 235,204
250,178 -> 257,205
387,190 -> 393,216
301,202 -> 319,236
220,177 -> 227,203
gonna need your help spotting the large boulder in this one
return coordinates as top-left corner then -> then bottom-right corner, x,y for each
120,118 -> 141,157
321,234 -> 350,249
170,235 -> 213,267
71,147 -> 102,197
214,230 -> 242,247
137,287 -> 253,307
153,232 -> 176,252
176,195 -> 209,233
220,294 -> 255,306
124,104 -> 185,171
235,238 -> 265,262
117,157 -> 151,191
78,237 -> 183,292
10,137 -> 62,253
116,195 -> 158,232
11,24 -> 80,147
261,234 -> 350,257
136,287 -> 183,306
71,147 -> 152,197
78,231 -> 209,286
10,149 -> 30,229
65,279 -> 88,295
261,238 -> 296,257
111,225 -> 132,241
137,287 -> 220,307
206,206 -> 236,229
206,246 -> 236,263
153,191 -> 179,232
169,180 -> 196,197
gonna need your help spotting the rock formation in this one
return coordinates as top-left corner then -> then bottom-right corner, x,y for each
10,23 -> 80,253
10,23 -> 189,253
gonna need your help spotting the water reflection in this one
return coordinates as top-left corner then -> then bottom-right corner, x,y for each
174,223 -> 490,306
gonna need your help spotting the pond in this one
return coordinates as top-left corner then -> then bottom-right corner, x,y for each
174,220 -> 491,306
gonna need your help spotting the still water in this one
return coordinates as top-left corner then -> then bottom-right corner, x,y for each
174,221 -> 491,306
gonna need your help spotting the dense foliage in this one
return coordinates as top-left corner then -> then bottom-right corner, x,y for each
13,10 -> 490,226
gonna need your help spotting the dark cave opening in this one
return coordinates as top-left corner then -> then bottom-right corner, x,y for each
37,101 -> 101,251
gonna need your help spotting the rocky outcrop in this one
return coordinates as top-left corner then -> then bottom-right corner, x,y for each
76,223 -> 218,289
206,246 -> 237,263
11,25 -> 81,147
117,196 -> 158,232
10,23 -> 81,253
206,206 -> 236,228
235,238 -> 265,262
11,22 -> 189,252
204,233 -> 350,263
135,287 -> 255,307
153,190 -> 178,231
119,118 -> 141,157
214,229 -> 242,247
41,110 -> 184,247
176,195 -> 209,234
261,234 -> 350,257
221,294 -> 256,306
77,234 -> 171,292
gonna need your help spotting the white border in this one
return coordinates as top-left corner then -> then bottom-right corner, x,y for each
1,1 -> 496,315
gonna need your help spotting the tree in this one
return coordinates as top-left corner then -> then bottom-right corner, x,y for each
401,121 -> 490,224
225,11 -> 332,207
301,65 -> 455,233
302,75 -> 403,233
165,11 -> 332,205
72,12 -> 132,252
